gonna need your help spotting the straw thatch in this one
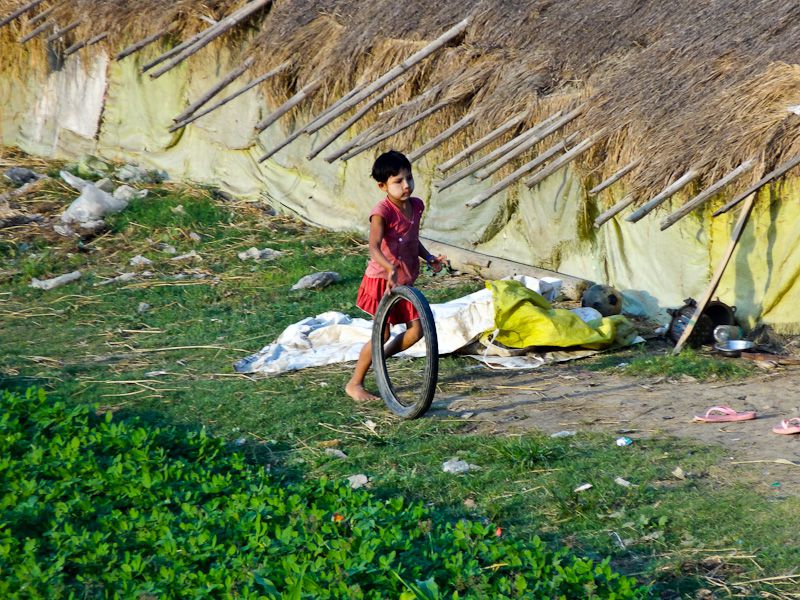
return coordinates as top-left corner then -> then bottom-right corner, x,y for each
2,0 -> 800,211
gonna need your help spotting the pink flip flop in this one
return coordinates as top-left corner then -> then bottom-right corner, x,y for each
693,406 -> 757,423
772,417 -> 800,435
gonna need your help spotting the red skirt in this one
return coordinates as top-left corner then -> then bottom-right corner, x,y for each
356,275 -> 419,325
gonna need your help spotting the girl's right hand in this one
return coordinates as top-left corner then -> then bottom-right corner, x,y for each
385,267 -> 398,294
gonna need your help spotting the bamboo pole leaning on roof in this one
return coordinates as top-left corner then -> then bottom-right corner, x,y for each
466,132 -> 580,209
149,0 -> 272,79
408,111 -> 476,163
172,57 -> 255,123
302,81 -> 370,135
307,78 -> 406,160
660,160 -> 755,231
476,105 -> 586,180
27,4 -> 55,27
337,100 -> 454,162
19,18 -> 52,43
712,153 -> 800,216
594,193 -> 635,227
116,29 -> 171,60
254,77 -> 322,133
140,28 -> 209,71
625,169 -> 700,223
307,17 -> 471,133
588,160 -> 641,195
524,128 -> 607,188
436,111 -> 525,172
45,19 -> 81,43
169,61 -> 290,132
0,0 -> 44,29
64,32 -> 108,56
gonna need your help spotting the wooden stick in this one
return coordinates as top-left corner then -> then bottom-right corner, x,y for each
437,106 -> 582,191
588,160 -> 641,195
307,77 -> 405,160
594,193 -> 635,227
169,61 -> 289,131
45,19 -> 81,43
140,26 -> 208,71
307,17 -> 470,132
27,4 -> 55,27
672,192 -> 757,355
116,29 -> 170,61
466,132 -> 579,208
254,77 -> 322,132
172,56 -> 254,123
302,80 -> 370,135
322,123 -> 381,163
336,100 -> 453,162
660,160 -> 755,231
408,111 -> 476,163
436,111 -> 525,172
713,153 -> 800,216
625,169 -> 699,223
0,0 -> 44,28
149,0 -> 272,79
476,107 -> 586,180
64,32 -> 108,56
19,17 -> 51,43
524,128 -> 607,188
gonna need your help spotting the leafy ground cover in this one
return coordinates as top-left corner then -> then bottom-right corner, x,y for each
2,157 -> 799,598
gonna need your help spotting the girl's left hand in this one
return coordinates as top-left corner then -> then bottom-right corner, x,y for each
427,254 -> 447,273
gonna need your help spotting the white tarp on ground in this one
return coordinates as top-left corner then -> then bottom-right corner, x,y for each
233,277 -> 605,376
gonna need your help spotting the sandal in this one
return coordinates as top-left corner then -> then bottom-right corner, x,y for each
772,417 -> 800,435
693,406 -> 757,423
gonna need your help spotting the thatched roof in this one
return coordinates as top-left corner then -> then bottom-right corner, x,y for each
2,0 -> 800,213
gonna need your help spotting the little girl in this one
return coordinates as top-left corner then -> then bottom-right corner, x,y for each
345,150 -> 445,402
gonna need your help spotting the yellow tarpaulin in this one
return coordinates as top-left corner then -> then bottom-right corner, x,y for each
488,280 -> 638,350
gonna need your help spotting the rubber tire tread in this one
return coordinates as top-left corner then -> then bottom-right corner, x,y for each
371,285 -> 438,419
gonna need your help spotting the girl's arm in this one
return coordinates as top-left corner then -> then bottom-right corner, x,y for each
369,215 -> 398,289
418,242 -> 447,273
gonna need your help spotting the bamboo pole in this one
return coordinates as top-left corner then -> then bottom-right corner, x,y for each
27,4 -> 55,27
408,111 -> 476,163
322,123 -> 382,163
307,17 -> 471,133
45,19 -> 81,43
336,100 -> 453,162
140,27 -> 207,71
713,153 -> 800,216
435,126 -> 539,191
466,133 -> 579,209
64,32 -> 108,56
149,0 -> 272,79
524,128 -> 607,188
588,160 -> 640,195
0,0 -> 44,28
19,18 -> 51,43
172,57 -> 254,123
437,107 -> 581,192
116,29 -> 170,61
307,78 -> 405,160
436,112 -> 525,172
302,80 -> 370,135
672,192 -> 757,355
660,160 -> 755,231
254,77 -> 322,133
169,61 -> 289,132
625,169 -> 699,223
593,193 -> 635,227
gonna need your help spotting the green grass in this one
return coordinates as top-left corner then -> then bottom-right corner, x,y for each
585,346 -> 756,380
1,177 -> 798,598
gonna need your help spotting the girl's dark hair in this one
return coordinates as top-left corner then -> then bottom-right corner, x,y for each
371,150 -> 412,183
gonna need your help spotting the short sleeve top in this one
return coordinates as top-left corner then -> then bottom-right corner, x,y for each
364,196 -> 425,285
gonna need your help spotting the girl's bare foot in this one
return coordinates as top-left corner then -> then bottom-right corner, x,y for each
345,381 -> 379,402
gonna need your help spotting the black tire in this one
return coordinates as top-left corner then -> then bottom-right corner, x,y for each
371,285 -> 438,419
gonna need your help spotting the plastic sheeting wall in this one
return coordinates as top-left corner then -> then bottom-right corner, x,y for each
2,47 -> 799,332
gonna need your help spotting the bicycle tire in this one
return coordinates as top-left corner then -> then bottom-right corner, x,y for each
371,285 -> 438,419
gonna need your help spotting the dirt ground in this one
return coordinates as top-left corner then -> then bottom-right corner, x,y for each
432,353 -> 800,494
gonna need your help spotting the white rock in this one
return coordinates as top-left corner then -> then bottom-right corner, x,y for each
238,246 -> 283,262
551,430 -> 577,438
130,255 -> 152,267
96,272 -> 136,286
614,477 -> 632,488
30,271 -> 82,290
291,271 -> 340,290
442,459 -> 477,474
574,483 -> 593,493
137,302 -> 151,313
325,448 -> 348,460
113,185 -> 148,202
171,250 -> 201,262
347,474 -> 369,489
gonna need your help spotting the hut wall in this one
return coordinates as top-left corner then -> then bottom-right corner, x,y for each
2,48 -> 800,332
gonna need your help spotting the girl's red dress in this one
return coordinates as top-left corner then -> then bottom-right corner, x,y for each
356,196 -> 424,325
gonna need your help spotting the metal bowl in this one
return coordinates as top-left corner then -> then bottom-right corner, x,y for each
714,340 -> 754,358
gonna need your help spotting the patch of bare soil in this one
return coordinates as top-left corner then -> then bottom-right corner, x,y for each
432,356 -> 800,494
